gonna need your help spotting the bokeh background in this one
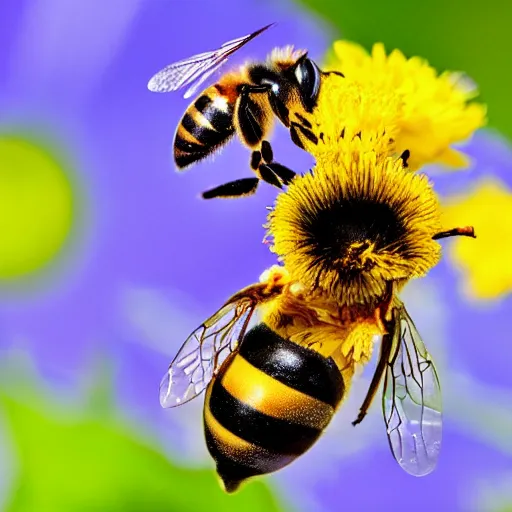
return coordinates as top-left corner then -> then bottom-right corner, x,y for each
1,0 -> 511,510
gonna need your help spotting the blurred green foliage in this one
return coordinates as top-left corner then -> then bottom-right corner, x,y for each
294,0 -> 511,140
0,362 -> 285,512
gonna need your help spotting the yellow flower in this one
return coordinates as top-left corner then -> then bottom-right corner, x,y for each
300,41 -> 487,171
296,75 -> 402,161
266,143 -> 442,307
441,177 -> 512,300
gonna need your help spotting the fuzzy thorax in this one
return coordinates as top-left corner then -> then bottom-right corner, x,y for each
266,150 -> 442,307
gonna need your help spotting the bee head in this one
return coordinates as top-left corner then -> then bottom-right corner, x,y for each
265,47 -> 321,112
266,149 -> 442,306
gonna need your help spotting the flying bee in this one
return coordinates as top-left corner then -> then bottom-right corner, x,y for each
147,23 -> 342,199
159,151 -> 476,493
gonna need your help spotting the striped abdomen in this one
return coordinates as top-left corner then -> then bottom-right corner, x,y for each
204,323 -> 345,493
174,88 -> 236,169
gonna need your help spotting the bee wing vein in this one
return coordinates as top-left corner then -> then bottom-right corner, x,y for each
382,305 -> 442,477
159,299 -> 255,408
147,24 -> 273,96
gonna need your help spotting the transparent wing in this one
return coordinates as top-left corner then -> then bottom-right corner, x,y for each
182,61 -> 226,100
147,51 -> 223,95
159,297 -> 257,408
147,23 -> 274,96
383,304 -> 442,476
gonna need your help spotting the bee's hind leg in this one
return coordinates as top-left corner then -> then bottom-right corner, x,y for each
201,177 -> 259,199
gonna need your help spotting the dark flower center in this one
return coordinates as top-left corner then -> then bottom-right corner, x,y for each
301,198 -> 406,265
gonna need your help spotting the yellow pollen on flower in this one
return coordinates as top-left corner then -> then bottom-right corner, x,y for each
266,142 -> 442,307
298,76 -> 401,160
441,177 -> 512,301
303,40 -> 487,171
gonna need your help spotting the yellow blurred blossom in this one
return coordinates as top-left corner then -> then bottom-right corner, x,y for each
298,41 -> 487,170
441,177 -> 512,300
0,134 -> 75,281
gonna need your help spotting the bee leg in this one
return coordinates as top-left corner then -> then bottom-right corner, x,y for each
322,70 -> 345,78
201,177 -> 259,199
289,124 -> 305,150
353,282 -> 395,426
237,85 -> 270,147
264,162 -> 296,185
352,318 -> 395,426
433,226 -> 476,240
399,149 -> 410,168
291,121 -> 319,146
250,146 -> 293,190
257,164 -> 282,189
250,150 -> 262,171
258,140 -> 296,185
249,149 -> 294,191
261,140 -> 274,163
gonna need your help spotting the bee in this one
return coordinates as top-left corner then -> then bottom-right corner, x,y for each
159,151 -> 476,493
147,24 -> 342,199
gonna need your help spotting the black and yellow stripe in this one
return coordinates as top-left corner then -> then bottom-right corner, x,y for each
203,323 -> 345,493
174,89 -> 235,169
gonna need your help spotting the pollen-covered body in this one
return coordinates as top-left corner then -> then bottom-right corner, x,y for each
260,273 -> 386,369
267,149 -> 443,307
203,267 -> 386,493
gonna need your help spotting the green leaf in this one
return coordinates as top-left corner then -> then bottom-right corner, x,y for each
294,0 -> 512,140
0,369 -> 286,512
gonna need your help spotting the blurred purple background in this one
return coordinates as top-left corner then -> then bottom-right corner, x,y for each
0,0 -> 511,511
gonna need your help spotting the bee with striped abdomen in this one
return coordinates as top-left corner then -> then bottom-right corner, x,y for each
160,150 -> 476,492
160,265 -> 350,493
148,24 -> 342,199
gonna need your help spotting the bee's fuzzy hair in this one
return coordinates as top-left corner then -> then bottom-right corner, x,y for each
268,46 -> 307,68
266,149 -> 442,307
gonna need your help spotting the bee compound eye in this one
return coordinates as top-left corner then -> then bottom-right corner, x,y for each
295,58 -> 321,112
